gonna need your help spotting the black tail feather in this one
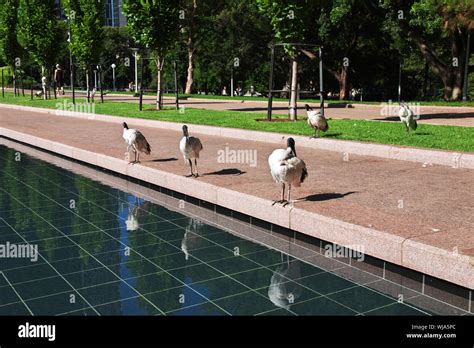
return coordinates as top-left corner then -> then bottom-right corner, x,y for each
301,167 -> 308,183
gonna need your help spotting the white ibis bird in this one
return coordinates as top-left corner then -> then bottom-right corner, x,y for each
268,137 -> 308,207
398,102 -> 418,133
179,125 -> 203,177
305,104 -> 328,138
122,122 -> 151,164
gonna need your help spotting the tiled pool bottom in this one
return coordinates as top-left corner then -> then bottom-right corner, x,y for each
0,143 -> 435,316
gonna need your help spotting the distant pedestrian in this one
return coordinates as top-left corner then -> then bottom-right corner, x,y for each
222,86 -> 227,95
41,75 -> 47,95
54,64 -> 64,95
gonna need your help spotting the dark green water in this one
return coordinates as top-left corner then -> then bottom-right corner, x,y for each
0,144 -> 428,316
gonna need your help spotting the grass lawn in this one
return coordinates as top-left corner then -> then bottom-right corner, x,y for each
1,93 -> 473,152
103,90 -> 474,107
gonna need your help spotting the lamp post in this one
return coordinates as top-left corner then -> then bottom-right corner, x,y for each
67,26 -> 75,104
173,60 -> 179,110
97,64 -> 104,103
319,47 -> 324,116
131,48 -> 139,96
462,30 -> 471,102
231,57 -> 239,97
267,45 -> 275,121
111,63 -> 116,91
230,69 -> 234,97
93,68 -> 98,90
398,58 -> 402,103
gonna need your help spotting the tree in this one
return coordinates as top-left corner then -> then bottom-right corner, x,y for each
318,1 -> 367,100
123,0 -> 180,110
99,26 -> 135,91
180,0 -> 271,95
63,0 -> 105,101
0,0 -> 22,94
181,0 -> 198,94
17,0 -> 60,99
377,0 -> 474,100
257,0 -> 321,120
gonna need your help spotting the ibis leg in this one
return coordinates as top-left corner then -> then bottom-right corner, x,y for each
272,183 -> 286,206
127,146 -> 132,163
188,159 -> 194,177
194,159 -> 199,177
283,185 -> 292,207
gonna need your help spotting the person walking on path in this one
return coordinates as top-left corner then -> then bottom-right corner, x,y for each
54,64 -> 64,95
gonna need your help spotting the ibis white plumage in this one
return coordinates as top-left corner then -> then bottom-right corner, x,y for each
398,102 -> 418,133
122,122 -> 151,164
179,125 -> 203,177
268,137 -> 308,206
305,104 -> 328,138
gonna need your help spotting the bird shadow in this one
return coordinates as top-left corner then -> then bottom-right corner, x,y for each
150,157 -> 178,162
299,191 -> 357,202
203,168 -> 247,176
319,133 -> 342,138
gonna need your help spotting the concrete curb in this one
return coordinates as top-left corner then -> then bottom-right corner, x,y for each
0,126 -> 472,289
1,103 -> 473,169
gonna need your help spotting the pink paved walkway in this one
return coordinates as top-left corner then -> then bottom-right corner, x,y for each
0,105 -> 473,287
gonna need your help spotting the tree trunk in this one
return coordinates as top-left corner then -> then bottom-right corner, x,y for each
13,69 -> 16,97
289,57 -> 298,121
156,57 -> 163,110
185,0 -> 197,94
322,64 -> 349,101
422,60 -> 429,99
185,40 -> 194,94
452,79 -> 463,100
86,69 -> 90,103
411,30 -> 467,101
451,30 -> 464,101
339,66 -> 349,100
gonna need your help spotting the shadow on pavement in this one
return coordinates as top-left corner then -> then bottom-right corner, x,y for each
300,191 -> 357,202
203,168 -> 247,176
150,157 -> 178,162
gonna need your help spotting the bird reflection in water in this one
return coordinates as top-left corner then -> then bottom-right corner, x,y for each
125,199 -> 150,231
268,254 -> 302,309
181,218 -> 205,261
